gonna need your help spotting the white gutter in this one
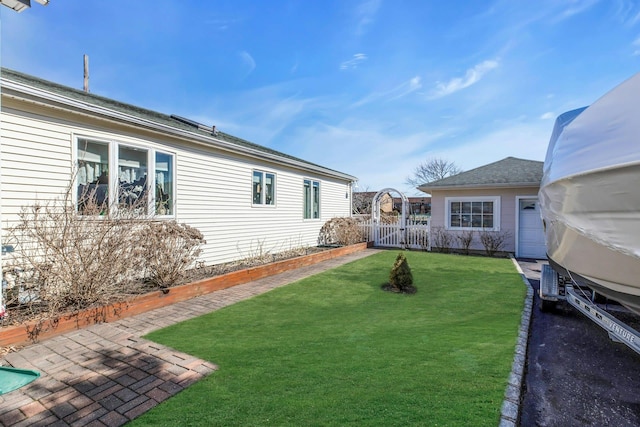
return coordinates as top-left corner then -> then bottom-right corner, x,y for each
419,182 -> 540,192
1,77 -> 357,183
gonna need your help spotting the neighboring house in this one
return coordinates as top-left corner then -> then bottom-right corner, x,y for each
353,192 -> 431,216
418,157 -> 546,258
392,197 -> 431,217
352,191 -> 393,214
0,68 -> 357,266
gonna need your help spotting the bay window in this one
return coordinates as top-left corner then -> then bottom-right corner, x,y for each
76,137 -> 175,216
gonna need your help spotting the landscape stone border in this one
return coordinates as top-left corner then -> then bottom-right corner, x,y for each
499,256 -> 534,426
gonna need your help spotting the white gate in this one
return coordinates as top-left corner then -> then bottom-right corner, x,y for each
355,187 -> 430,250
372,219 -> 430,249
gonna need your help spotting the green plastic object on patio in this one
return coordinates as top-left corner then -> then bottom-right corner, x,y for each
0,366 -> 40,395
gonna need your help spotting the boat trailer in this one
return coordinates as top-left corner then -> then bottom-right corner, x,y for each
539,264 -> 640,355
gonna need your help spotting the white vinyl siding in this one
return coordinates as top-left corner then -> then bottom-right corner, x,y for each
1,107 -> 73,220
1,98 -> 352,266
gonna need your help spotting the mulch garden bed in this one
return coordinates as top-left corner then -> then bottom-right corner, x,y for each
0,243 -> 368,352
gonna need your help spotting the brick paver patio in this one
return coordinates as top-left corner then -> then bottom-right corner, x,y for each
0,249 -> 380,426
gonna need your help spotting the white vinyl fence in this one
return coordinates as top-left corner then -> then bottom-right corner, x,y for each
355,215 -> 430,250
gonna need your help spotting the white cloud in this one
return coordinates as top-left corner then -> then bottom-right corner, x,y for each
389,76 -> 423,100
629,11 -> 640,26
540,112 -> 555,120
191,81 -> 325,147
283,119 -> 446,194
354,0 -> 382,36
340,53 -> 368,70
205,18 -> 238,31
632,36 -> 640,55
425,122 -> 551,173
238,51 -> 256,77
430,60 -> 499,99
351,75 -> 422,107
558,0 -> 600,20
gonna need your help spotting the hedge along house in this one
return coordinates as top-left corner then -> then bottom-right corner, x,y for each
418,157 -> 546,258
0,68 -> 357,267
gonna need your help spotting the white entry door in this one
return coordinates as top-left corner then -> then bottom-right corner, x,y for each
518,198 -> 547,259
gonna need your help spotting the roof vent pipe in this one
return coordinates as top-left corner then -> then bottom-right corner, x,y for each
83,54 -> 89,93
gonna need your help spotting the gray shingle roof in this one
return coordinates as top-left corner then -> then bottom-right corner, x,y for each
1,68 -> 356,181
418,157 -> 543,191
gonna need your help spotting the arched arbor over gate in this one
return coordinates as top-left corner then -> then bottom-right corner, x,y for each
371,188 -> 408,247
371,188 -> 409,228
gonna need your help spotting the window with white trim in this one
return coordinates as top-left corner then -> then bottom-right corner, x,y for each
155,151 -> 174,215
76,137 -> 175,216
252,170 -> 276,205
303,179 -> 320,219
445,196 -> 500,230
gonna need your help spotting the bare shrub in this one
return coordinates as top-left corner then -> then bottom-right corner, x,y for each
380,212 -> 399,224
139,221 -> 206,287
185,240 -> 315,280
3,180 -> 206,332
318,217 -> 364,246
479,230 -> 512,257
455,230 -> 474,255
352,214 -> 373,242
5,187 -> 147,316
431,226 -> 453,253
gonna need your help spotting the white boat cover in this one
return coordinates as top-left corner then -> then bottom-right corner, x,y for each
540,73 -> 640,310
543,73 -> 640,184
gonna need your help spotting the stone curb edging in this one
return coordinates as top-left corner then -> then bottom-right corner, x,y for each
499,256 -> 534,427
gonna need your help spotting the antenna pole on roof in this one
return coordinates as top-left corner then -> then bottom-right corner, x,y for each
83,54 -> 89,93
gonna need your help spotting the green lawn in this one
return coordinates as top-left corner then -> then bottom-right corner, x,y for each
130,251 -> 526,426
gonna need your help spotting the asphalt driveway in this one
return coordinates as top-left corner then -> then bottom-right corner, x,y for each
518,259 -> 640,427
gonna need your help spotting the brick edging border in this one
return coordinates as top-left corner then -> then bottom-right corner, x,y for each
0,242 -> 370,347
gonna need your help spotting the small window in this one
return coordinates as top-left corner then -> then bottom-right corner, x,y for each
303,179 -> 320,219
155,151 -> 174,215
118,145 -> 148,211
520,200 -> 536,211
265,173 -> 275,205
446,197 -> 499,230
253,170 -> 276,205
77,139 -> 109,214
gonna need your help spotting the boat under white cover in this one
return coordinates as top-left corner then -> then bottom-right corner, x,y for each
539,73 -> 640,314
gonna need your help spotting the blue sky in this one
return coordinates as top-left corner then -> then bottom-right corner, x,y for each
2,0 -> 640,195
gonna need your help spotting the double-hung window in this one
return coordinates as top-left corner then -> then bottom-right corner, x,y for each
76,137 -> 175,216
445,196 -> 499,231
252,170 -> 276,205
303,179 -> 320,219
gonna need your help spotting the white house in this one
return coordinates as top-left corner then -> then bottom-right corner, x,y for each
0,68 -> 357,266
